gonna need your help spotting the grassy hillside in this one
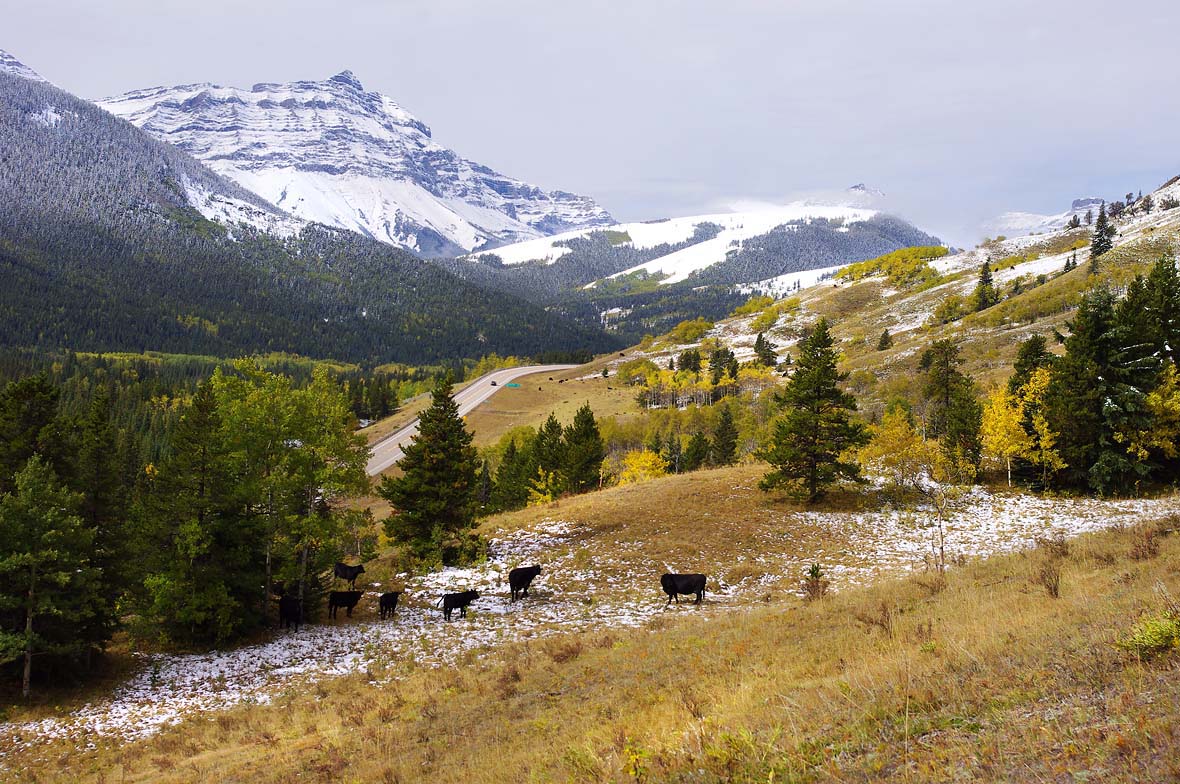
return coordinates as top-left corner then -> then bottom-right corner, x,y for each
6,497 -> 1176,782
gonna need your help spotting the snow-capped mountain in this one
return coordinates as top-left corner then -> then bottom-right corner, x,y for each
0,49 -> 46,82
99,70 -> 613,256
982,196 -> 1105,238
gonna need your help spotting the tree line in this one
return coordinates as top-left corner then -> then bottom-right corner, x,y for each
0,361 -> 371,696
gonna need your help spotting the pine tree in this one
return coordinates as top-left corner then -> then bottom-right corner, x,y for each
1090,203 -> 1115,260
1143,254 -> 1180,370
682,432 -> 711,472
753,332 -> 778,367
477,460 -> 492,511
971,261 -> 1000,311
0,374 -> 63,493
379,375 -> 480,565
533,413 -> 567,490
1043,286 -> 1153,494
759,318 -> 869,501
711,404 -> 739,466
562,403 -> 605,493
876,329 -> 893,351
491,438 -> 534,512
0,456 -> 100,697
1007,334 -> 1055,396
141,383 -> 261,645
919,340 -> 982,470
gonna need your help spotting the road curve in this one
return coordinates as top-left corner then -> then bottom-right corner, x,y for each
365,364 -> 578,476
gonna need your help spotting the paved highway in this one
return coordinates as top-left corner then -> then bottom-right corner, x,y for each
365,364 -> 578,475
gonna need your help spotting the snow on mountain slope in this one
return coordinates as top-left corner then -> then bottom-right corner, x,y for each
99,70 -> 613,256
475,201 -> 878,285
0,48 -> 46,82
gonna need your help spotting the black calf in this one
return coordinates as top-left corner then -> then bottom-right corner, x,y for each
379,591 -> 402,620
328,590 -> 363,619
438,590 -> 479,621
508,565 -> 542,602
278,595 -> 302,631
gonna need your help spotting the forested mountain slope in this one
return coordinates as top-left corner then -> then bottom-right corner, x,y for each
0,66 -> 616,364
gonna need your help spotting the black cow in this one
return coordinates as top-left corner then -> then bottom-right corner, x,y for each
334,562 -> 366,589
660,573 -> 706,605
508,565 -> 542,602
328,590 -> 363,619
278,595 -> 302,631
438,590 -> 479,620
379,591 -> 403,620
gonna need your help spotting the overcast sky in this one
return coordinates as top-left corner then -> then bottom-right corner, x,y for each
7,0 -> 1178,244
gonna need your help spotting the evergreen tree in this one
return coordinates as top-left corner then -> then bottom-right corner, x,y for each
533,414 -> 568,490
563,404 -> 605,493
73,391 -> 129,658
379,376 -> 480,565
0,456 -> 100,697
971,261 -> 1000,311
491,438 -> 534,512
664,432 -> 683,473
1043,286 -> 1154,494
712,404 -> 739,466
1007,334 -> 1055,396
753,333 -> 778,367
1143,254 -> 1180,370
677,349 -> 702,374
682,432 -> 711,472
140,383 -> 261,645
1090,203 -> 1115,260
919,340 -> 982,470
0,374 -> 63,493
876,329 -> 893,351
759,318 -> 869,501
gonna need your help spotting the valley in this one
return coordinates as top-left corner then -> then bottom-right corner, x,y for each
2,15 -> 1180,783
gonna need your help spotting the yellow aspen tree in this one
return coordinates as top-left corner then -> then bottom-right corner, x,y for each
981,388 -> 1031,486
1019,366 -> 1066,486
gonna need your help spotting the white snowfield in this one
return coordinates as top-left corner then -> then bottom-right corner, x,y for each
366,365 -> 577,475
99,71 -> 611,254
1,488 -> 1174,756
470,201 -> 879,286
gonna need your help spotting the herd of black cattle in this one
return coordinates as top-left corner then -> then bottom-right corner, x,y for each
274,563 -> 708,631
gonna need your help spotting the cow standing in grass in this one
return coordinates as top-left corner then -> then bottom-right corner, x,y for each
509,565 -> 542,602
334,562 -> 365,589
439,590 -> 479,620
278,595 -> 302,631
661,573 -> 706,605
379,591 -> 402,620
328,590 -> 363,619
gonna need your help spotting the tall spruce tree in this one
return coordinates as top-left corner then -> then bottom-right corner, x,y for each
682,432 -> 711,472
971,261 -> 1001,311
1090,203 -> 1115,260
141,383 -> 261,645
753,333 -> 778,367
876,329 -> 894,351
379,375 -> 480,565
562,403 -> 605,493
491,438 -> 534,512
1007,334 -> 1055,396
712,404 -> 739,466
759,318 -> 869,501
919,340 -> 983,470
1043,286 -> 1150,494
1144,254 -> 1180,369
0,456 -> 100,697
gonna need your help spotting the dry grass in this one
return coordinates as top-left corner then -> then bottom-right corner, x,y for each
8,520 -> 1179,783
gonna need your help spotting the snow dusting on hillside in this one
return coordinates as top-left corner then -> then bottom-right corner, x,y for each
1,490 -> 1174,758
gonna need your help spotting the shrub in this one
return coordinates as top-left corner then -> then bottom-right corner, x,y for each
1130,528 -> 1160,560
731,295 -> 774,317
1036,561 -> 1061,598
667,318 -> 714,344
801,563 -> 830,601
1116,613 -> 1180,657
930,294 -> 966,325
837,246 -> 948,289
